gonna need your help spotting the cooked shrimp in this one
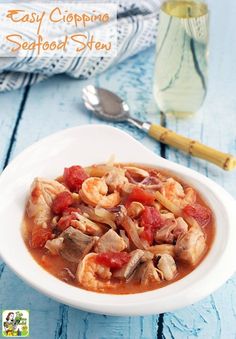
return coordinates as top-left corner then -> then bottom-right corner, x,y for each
104,167 -> 128,192
161,178 -> 185,206
76,253 -> 113,291
80,177 -> 121,208
127,202 -> 145,218
161,179 -> 197,208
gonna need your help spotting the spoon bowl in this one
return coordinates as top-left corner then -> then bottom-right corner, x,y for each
83,85 -> 130,122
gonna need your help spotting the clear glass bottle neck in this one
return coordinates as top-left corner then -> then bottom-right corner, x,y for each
161,0 -> 207,3
161,0 -> 208,18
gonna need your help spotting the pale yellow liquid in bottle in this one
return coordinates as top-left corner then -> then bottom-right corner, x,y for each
154,1 -> 209,116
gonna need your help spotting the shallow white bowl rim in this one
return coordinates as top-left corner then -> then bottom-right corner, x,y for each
0,124 -> 235,316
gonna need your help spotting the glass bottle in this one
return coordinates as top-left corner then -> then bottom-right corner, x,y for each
153,0 -> 209,116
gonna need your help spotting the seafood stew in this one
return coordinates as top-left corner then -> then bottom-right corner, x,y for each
23,163 -> 215,294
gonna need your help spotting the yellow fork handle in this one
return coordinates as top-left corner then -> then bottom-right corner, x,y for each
148,124 -> 236,171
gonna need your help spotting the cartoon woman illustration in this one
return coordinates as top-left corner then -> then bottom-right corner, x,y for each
3,312 -> 16,336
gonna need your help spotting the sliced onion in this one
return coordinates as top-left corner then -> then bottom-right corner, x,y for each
85,165 -> 114,177
106,154 -> 116,166
120,230 -> 130,248
124,166 -> 149,178
45,237 -> 64,255
94,206 -> 116,229
79,205 -> 116,229
121,216 -> 148,250
155,191 -> 182,217
148,244 -> 175,257
73,213 -> 105,236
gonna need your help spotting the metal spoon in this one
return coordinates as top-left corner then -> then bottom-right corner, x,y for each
82,85 -> 236,171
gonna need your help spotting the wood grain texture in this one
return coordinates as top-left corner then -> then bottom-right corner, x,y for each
161,1 -> 236,337
0,88 -> 25,170
0,49 -> 161,339
0,0 -> 236,337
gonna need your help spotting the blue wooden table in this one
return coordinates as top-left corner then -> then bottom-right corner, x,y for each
0,1 -> 236,338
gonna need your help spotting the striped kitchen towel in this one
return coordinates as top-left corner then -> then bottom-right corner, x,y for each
0,0 -> 160,92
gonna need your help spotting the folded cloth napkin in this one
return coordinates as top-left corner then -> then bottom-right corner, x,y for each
0,0 -> 160,92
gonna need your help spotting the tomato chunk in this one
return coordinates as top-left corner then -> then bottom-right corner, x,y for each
31,226 -> 52,248
57,214 -> 77,232
96,252 -> 130,269
140,206 -> 161,229
57,207 -> 81,231
140,227 -> 154,244
52,191 -> 73,215
126,187 -> 155,207
183,203 -> 211,227
31,186 -> 41,203
63,166 -> 89,192
63,207 -> 80,216
140,206 -> 162,245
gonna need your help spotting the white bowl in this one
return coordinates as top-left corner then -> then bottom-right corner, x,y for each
0,125 -> 235,316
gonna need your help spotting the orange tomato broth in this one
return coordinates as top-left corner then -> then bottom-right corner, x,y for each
22,165 -> 215,294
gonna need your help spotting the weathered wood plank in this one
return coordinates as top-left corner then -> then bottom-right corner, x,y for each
67,312 -> 157,339
10,49 -> 160,160
0,88 -> 25,170
161,1 -> 236,336
0,270 -> 63,338
0,48 -> 161,339
0,0 -> 236,335
163,281 -> 236,339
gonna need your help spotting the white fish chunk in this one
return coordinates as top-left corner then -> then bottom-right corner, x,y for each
94,229 -> 127,253
27,177 -> 67,227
